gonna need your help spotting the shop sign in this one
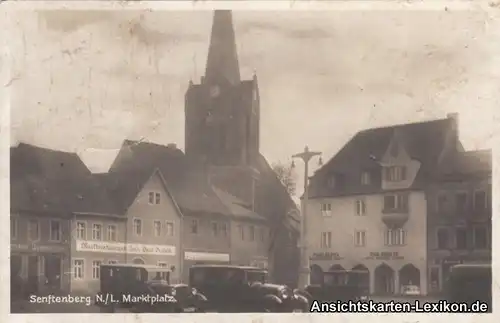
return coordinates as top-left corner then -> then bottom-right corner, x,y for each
310,252 -> 343,261
11,243 -> 66,253
184,251 -> 230,262
75,240 -> 176,256
365,251 -> 404,260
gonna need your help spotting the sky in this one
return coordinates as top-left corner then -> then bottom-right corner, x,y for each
7,6 -> 500,197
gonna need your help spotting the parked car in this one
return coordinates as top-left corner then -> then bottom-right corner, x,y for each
444,263 -> 492,312
303,269 -> 369,303
96,264 -> 207,313
189,265 -> 309,312
401,285 -> 420,296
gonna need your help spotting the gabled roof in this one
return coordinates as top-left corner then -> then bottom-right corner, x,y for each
310,117 -> 455,197
212,186 -> 266,221
107,140 -> 297,226
10,143 -> 118,216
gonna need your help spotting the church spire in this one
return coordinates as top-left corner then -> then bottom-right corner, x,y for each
204,10 -> 241,86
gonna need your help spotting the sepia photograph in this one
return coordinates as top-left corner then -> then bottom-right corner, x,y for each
4,0 -> 497,317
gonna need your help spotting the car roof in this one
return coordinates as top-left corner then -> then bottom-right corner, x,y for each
190,264 -> 266,271
101,263 -> 171,271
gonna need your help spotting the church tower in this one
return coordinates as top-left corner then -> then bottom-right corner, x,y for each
185,10 -> 260,167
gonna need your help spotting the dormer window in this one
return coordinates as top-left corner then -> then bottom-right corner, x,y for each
361,171 -> 371,185
384,166 -> 406,182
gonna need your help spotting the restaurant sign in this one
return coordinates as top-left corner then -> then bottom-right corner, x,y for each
365,251 -> 404,260
310,252 -> 343,261
75,240 -> 176,256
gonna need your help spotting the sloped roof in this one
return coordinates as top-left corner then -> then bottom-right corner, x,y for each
310,118 -> 455,197
10,144 -> 118,216
212,186 -> 266,221
440,149 -> 492,176
108,140 -> 234,217
107,140 -> 297,225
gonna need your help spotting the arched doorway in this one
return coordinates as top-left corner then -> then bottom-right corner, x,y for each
374,263 -> 395,295
328,264 -> 346,285
351,264 -> 370,293
399,264 -> 420,292
132,258 -> 145,265
310,264 -> 324,285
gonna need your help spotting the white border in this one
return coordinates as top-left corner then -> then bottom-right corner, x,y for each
2,1 -> 498,322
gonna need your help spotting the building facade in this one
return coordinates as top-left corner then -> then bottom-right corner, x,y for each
10,212 -> 71,295
306,114 -> 463,296
70,214 -> 127,293
427,150 -> 492,294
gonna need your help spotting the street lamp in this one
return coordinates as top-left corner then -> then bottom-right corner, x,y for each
292,145 -> 322,289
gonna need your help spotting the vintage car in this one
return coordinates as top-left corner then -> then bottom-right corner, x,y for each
189,265 -> 309,313
444,263 -> 492,312
96,264 -> 208,313
303,269 -> 369,303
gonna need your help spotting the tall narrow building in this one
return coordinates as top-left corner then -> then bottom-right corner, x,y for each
184,10 -> 300,286
185,10 -> 260,168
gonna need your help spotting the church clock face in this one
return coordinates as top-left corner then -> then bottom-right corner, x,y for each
209,85 -> 220,98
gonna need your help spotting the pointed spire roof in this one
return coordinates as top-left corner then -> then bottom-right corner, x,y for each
204,10 -> 241,86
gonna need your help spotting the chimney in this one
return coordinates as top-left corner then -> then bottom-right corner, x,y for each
447,113 -> 460,149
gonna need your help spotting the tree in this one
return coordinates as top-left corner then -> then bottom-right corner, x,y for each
272,162 -> 297,197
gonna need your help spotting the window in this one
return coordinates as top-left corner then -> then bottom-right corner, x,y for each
259,227 -> 265,241
455,193 -> 468,213
473,226 -> 488,249
73,259 -> 84,279
154,220 -> 162,237
473,191 -> 487,211
320,232 -> 332,248
92,224 -> 102,240
148,191 -> 161,205
220,223 -> 228,237
133,219 -> 142,236
249,225 -> 255,241
157,262 -> 169,280
28,219 -> 40,241
437,228 -> 449,249
11,217 -> 18,240
50,220 -> 61,241
361,171 -> 371,185
92,260 -> 101,279
385,166 -> 407,181
190,219 -> 198,234
321,203 -> 332,216
355,199 -> 366,216
107,225 -> 117,241
455,228 -> 467,250
327,176 -> 336,188
383,194 -> 408,212
239,225 -> 245,240
354,230 -> 366,247
384,229 -> 406,246
166,221 -> 174,236
437,194 -> 448,213
211,222 -> 218,236
76,221 -> 86,240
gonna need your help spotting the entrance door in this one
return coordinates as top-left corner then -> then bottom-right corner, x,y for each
374,263 -> 395,295
45,254 -> 62,291
27,255 -> 39,294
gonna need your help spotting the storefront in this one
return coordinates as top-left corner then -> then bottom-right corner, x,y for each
11,242 -> 71,295
72,240 -> 177,293
309,250 -> 427,296
428,253 -> 491,294
182,250 -> 230,282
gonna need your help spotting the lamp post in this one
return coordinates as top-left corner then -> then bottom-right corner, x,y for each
292,145 -> 322,290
